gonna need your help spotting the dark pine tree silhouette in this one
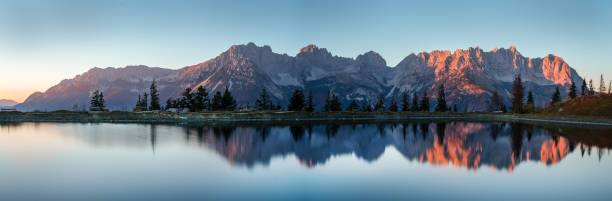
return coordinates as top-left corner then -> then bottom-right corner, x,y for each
255,88 -> 271,110
149,80 -> 161,111
329,93 -> 342,111
526,91 -> 535,113
90,90 -> 100,111
401,91 -> 410,112
374,95 -> 385,112
420,91 -> 430,112
411,92 -> 419,111
305,91 -> 314,112
581,78 -> 587,96
551,86 -> 561,105
589,79 -> 595,95
288,89 -> 305,111
181,88 -> 193,111
490,90 -> 503,112
211,91 -> 223,111
194,86 -> 209,112
346,100 -> 359,111
569,80 -> 577,99
435,85 -> 447,112
510,74 -> 525,113
221,87 -> 236,111
388,98 -> 398,112
361,100 -> 372,112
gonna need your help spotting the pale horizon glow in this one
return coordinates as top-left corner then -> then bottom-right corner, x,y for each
1,0 -> 611,102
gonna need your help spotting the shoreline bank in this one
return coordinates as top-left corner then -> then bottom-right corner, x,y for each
1,112 -> 611,127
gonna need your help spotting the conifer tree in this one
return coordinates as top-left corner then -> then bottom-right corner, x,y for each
600,75 -> 606,94
97,92 -> 106,111
420,91 -> 430,112
589,79 -> 595,95
221,87 -> 236,111
388,98 -> 398,112
149,80 -> 160,111
374,95 -> 385,112
435,85 -> 447,112
453,104 -> 458,113
211,91 -> 223,111
526,91 -> 535,113
411,92 -> 419,111
255,88 -> 271,110
134,94 -> 143,111
324,91 -> 332,112
142,92 -> 148,111
305,91 -> 314,112
165,98 -> 173,110
181,88 -> 194,111
288,89 -> 305,111
346,100 -> 359,111
401,91 -> 409,112
510,74 -> 525,113
568,81 -> 577,99
490,90 -> 502,112
361,100 -> 372,112
90,90 -> 100,111
329,93 -> 342,111
194,86 -> 209,112
581,78 -> 587,96
551,87 -> 561,105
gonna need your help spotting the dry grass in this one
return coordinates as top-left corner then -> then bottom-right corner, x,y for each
539,94 -> 612,119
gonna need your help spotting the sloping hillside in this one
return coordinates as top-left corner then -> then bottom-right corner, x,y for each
540,94 -> 612,119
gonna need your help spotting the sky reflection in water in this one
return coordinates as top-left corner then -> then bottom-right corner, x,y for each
0,122 -> 611,201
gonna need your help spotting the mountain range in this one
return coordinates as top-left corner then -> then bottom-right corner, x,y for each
0,99 -> 19,108
15,43 -> 583,111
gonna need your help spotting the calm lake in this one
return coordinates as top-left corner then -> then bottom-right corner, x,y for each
1,121 -> 611,201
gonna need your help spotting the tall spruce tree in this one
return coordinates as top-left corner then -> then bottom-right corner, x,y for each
165,98 -> 173,110
600,74 -> 606,94
361,100 -> 372,112
149,80 -> 160,111
329,93 -> 342,111
194,86 -> 209,112
255,88 -> 271,110
324,91 -> 332,112
211,91 -> 223,111
510,74 -> 525,113
374,95 -> 385,112
181,88 -> 194,111
589,79 -> 595,95
401,91 -> 410,112
551,87 -> 561,105
569,81 -> 577,99
288,89 -> 305,111
134,94 -> 143,111
305,91 -> 314,112
346,100 -> 359,111
90,90 -> 100,111
581,78 -> 587,96
490,90 -> 502,111
388,98 -> 398,112
221,87 -> 236,111
526,91 -> 535,113
97,92 -> 106,111
420,91 -> 430,112
142,92 -> 148,111
411,92 -> 419,111
435,85 -> 447,112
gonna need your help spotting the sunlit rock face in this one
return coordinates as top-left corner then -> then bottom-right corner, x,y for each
16,43 -> 582,111
181,122 -> 574,171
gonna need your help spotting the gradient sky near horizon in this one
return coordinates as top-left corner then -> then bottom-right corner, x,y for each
1,0 -> 611,102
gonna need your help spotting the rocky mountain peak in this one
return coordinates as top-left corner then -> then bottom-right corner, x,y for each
356,51 -> 387,67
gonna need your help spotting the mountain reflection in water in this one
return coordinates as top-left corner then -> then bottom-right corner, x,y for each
176,122 -> 607,171
2,121 -> 610,172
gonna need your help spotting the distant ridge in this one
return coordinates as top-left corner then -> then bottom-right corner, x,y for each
16,43 -> 583,112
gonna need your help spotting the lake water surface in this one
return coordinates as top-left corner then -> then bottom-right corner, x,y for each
1,121 -> 611,201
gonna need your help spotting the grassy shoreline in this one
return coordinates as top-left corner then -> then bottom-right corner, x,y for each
1,111 -> 611,127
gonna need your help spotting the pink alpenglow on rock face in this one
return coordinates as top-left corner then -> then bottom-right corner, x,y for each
15,43 -> 583,112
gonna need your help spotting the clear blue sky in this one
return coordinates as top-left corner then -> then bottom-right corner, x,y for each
1,0 -> 611,102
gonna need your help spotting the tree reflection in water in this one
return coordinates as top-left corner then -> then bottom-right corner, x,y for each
176,122 -> 612,171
